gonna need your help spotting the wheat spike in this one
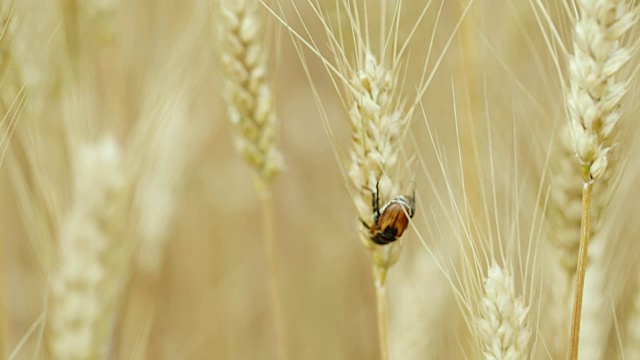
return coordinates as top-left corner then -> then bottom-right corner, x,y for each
567,0 -> 636,180
477,264 -> 531,360
348,52 -> 408,261
564,1 -> 637,357
46,137 -> 128,359
547,124 -> 584,273
219,0 -> 283,199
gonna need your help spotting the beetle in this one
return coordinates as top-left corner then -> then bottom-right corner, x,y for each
361,181 -> 415,245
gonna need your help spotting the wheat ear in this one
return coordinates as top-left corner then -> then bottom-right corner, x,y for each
219,0 -> 283,194
218,0 -> 286,357
543,123 -> 583,355
46,137 -> 128,359
476,264 -> 531,360
565,1 -> 637,358
349,52 -> 407,268
259,1 -> 444,356
547,92 -> 622,360
547,124 -> 583,274
348,52 -> 409,360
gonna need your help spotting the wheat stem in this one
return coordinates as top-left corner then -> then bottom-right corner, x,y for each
218,1 -> 286,356
568,179 -> 593,360
563,1 -> 637,356
261,192 -> 287,360
374,273 -> 389,360
624,272 -> 640,359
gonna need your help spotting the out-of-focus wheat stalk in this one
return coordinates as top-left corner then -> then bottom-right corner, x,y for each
46,137 -> 128,359
2,0 -> 66,354
544,123 -> 581,355
0,2 -> 17,355
624,271 -> 640,359
578,236 -> 609,359
217,0 -> 286,358
564,1 -> 637,358
1,1 -> 20,117
132,91 -> 195,277
115,84 -> 201,358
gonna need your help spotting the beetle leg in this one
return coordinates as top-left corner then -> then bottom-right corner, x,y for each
410,186 -> 416,218
362,183 -> 381,221
374,179 -> 381,219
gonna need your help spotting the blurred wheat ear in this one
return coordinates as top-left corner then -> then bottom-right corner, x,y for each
46,137 -> 129,359
218,0 -> 284,192
543,123 -> 582,355
216,0 -> 287,358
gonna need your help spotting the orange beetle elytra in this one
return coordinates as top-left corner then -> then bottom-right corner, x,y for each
361,181 -> 415,245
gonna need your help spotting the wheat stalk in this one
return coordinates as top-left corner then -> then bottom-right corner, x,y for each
269,9 -> 412,358
132,91 -> 194,276
347,51 -> 410,360
389,248 -> 452,359
260,0 -> 470,355
577,236 -> 610,359
0,3 -> 19,354
624,270 -> 640,359
46,137 -> 128,359
565,1 -> 637,357
218,0 -> 286,358
2,1 -> 67,354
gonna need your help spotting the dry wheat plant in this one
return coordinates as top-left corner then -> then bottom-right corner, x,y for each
2,0 -> 640,359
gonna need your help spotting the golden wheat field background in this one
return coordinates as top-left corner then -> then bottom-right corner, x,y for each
2,0 -> 640,359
